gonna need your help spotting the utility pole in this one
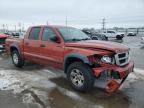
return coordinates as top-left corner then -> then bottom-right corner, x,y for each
2,24 -> 5,32
6,24 -> 8,32
14,25 -> 16,32
102,18 -> 106,30
22,23 -> 25,32
46,21 -> 49,25
18,22 -> 21,32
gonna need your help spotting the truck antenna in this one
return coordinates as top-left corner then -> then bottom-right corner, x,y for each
66,15 -> 68,27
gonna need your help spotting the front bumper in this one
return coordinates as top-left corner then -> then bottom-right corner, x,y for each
93,61 -> 134,93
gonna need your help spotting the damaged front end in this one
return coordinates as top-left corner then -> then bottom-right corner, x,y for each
93,69 -> 128,94
88,51 -> 134,94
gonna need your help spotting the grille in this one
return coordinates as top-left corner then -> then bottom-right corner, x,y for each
118,53 -> 126,58
0,38 -> 6,44
115,52 -> 129,66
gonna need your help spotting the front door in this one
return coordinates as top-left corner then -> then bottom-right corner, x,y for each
39,27 -> 64,69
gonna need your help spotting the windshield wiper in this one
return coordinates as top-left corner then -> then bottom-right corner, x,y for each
66,38 -> 91,42
67,38 -> 81,42
81,38 -> 91,41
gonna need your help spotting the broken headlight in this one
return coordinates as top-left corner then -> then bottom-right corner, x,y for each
101,55 -> 114,64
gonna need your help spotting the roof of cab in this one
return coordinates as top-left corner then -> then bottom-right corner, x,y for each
29,25 -> 71,29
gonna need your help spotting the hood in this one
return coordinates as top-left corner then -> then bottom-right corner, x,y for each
116,32 -> 124,35
65,40 -> 129,53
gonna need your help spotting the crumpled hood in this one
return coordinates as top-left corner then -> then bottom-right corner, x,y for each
65,40 -> 129,53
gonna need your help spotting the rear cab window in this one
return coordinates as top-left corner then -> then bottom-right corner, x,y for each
28,27 -> 41,40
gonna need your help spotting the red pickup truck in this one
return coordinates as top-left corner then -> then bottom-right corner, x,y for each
6,25 -> 134,93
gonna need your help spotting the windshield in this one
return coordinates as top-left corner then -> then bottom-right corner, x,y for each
107,31 -> 115,33
58,27 -> 91,42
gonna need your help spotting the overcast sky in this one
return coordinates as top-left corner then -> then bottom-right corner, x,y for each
0,0 -> 144,29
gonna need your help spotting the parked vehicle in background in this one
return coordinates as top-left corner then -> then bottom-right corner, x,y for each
127,32 -> 136,36
11,32 -> 20,38
91,33 -> 108,41
102,30 -> 124,40
0,34 -> 9,53
117,32 -> 125,37
4,32 -> 11,36
6,25 -> 134,93
141,37 -> 144,45
82,29 -> 92,37
82,29 -> 107,41
10,32 -> 25,38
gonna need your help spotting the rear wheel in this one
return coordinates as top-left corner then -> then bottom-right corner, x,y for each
104,36 -> 108,41
67,62 -> 95,92
12,50 -> 24,68
92,37 -> 98,40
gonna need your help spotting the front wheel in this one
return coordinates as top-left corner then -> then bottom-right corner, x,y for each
12,50 -> 24,68
67,62 -> 95,92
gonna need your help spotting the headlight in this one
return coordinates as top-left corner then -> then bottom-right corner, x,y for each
101,55 -> 114,64
0,45 -> 4,48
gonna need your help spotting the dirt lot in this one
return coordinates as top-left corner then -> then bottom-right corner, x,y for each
0,36 -> 144,108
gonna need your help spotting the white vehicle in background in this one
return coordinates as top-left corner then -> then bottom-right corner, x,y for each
141,37 -> 144,45
102,30 -> 124,40
127,32 -> 137,36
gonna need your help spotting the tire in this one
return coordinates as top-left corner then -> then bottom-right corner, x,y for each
67,62 -> 95,92
11,50 -> 24,68
92,37 -> 98,40
104,36 -> 108,41
116,35 -> 123,40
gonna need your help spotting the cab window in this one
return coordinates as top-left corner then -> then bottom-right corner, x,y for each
42,27 -> 57,42
28,27 -> 41,40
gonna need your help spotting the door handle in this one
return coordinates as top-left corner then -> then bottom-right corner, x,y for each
40,44 -> 46,47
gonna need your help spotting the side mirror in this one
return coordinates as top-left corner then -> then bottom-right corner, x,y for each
50,36 -> 60,43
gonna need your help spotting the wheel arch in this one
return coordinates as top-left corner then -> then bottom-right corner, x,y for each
10,44 -> 21,56
64,53 -> 90,73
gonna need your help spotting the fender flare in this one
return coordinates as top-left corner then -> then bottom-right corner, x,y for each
10,44 -> 22,56
64,53 -> 91,72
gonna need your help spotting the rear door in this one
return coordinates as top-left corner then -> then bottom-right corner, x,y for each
24,27 -> 42,62
39,27 -> 64,68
